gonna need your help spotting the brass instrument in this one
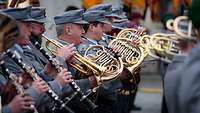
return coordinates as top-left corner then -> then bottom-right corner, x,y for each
166,16 -> 197,39
114,27 -> 182,63
116,28 -> 146,40
105,28 -> 148,74
43,35 -> 124,85
116,27 -> 149,56
30,38 -> 97,111
147,33 -> 181,63
108,38 -> 145,74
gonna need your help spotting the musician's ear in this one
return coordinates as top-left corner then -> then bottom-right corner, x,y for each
89,24 -> 95,32
64,24 -> 71,35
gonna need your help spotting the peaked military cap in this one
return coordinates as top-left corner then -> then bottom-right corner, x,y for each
83,10 -> 110,24
112,19 -> 128,29
88,3 -> 112,11
110,6 -> 127,19
54,9 -> 88,25
2,6 -> 32,22
0,0 -> 7,4
29,7 -> 46,23
87,3 -> 115,18
188,0 -> 200,28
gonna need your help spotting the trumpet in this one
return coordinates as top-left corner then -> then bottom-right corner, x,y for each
43,35 -> 123,85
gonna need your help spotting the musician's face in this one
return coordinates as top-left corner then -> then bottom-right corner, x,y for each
17,21 -> 31,44
103,18 -> 114,32
92,23 -> 104,40
31,22 -> 45,37
103,23 -> 112,32
69,24 -> 85,39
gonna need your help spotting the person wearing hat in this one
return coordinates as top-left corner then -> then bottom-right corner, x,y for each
2,6 -> 74,113
54,9 -> 99,113
88,4 -> 142,112
0,0 -> 7,9
77,10 -> 123,113
80,10 -> 111,49
163,0 -> 200,113
25,7 -> 50,72
87,3 -> 123,46
164,38 -> 196,113
29,7 -> 47,45
0,12 -> 36,113
21,7 -> 96,113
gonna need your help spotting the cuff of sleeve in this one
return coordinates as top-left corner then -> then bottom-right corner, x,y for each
48,80 -> 62,95
2,105 -> 12,113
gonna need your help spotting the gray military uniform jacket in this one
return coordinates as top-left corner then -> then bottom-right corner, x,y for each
2,44 -> 62,113
77,36 -> 122,102
165,44 -> 200,113
164,55 -> 187,113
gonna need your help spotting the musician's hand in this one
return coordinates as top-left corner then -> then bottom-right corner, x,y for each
56,44 -> 75,61
55,68 -> 73,87
44,63 -> 58,78
8,92 -> 35,113
136,26 -> 147,36
32,78 -> 49,94
128,39 -> 140,46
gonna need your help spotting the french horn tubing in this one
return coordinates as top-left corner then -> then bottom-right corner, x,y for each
43,35 -> 123,85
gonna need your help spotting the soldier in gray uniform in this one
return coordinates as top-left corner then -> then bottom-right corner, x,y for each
88,4 -> 142,112
164,38 -> 196,113
80,10 -> 125,113
87,3 -> 124,46
0,12 -> 35,113
54,9 -> 99,113
164,0 -> 200,113
1,6 -> 74,113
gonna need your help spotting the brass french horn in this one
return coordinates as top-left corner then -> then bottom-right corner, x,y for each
114,28 -> 182,63
166,16 -> 197,39
108,38 -> 145,74
107,28 -> 147,74
147,33 -> 181,63
116,28 -> 146,40
43,35 -> 124,85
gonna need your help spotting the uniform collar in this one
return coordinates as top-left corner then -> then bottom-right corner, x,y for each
83,36 -> 98,45
57,39 -> 70,45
